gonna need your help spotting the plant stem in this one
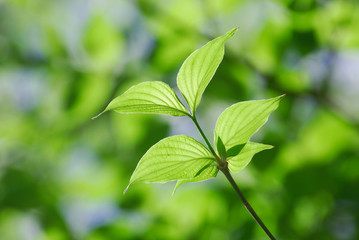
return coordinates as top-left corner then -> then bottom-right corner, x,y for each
190,116 -> 222,165
190,115 -> 276,240
220,167 -> 277,240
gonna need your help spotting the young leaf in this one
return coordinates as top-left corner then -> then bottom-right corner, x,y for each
93,81 -> 189,119
216,136 -> 227,161
177,28 -> 238,114
227,142 -> 273,173
226,144 -> 246,158
125,135 -> 216,192
173,162 -> 218,194
215,95 -> 284,150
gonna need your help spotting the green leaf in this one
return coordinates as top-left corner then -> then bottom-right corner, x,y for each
226,144 -> 246,158
92,81 -> 189,119
216,136 -> 226,161
177,28 -> 238,114
125,135 -> 216,192
173,162 -> 218,194
215,95 -> 284,150
227,142 -> 273,173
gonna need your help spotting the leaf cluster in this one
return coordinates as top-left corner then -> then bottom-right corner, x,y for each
94,28 -> 283,193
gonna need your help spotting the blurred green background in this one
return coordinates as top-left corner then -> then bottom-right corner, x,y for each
1,0 -> 359,239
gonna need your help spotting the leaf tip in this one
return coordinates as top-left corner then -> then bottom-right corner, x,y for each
231,27 -> 239,33
172,182 -> 181,196
273,93 -> 286,104
91,110 -> 106,120
123,184 -> 130,195
171,188 -> 176,197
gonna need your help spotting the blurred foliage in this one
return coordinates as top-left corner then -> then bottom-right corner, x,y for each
1,0 -> 359,239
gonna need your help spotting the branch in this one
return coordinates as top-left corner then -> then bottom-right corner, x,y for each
189,115 -> 277,239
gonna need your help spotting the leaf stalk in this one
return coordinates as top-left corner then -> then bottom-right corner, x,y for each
190,116 -> 222,165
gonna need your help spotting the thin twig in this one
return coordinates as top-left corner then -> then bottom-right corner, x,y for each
220,167 -> 277,240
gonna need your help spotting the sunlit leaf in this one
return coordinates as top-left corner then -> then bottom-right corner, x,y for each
215,95 -> 284,150
177,28 -> 238,114
93,81 -> 189,118
227,142 -> 273,173
125,135 -> 216,192
173,162 -> 218,194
